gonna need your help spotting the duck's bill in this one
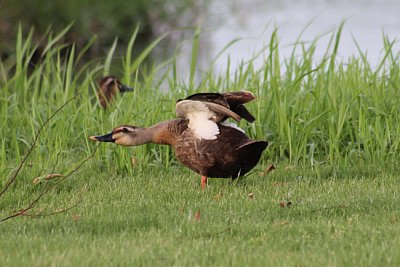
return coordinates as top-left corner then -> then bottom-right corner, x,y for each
89,133 -> 115,142
118,84 -> 134,93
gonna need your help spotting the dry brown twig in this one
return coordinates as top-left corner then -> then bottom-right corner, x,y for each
0,93 -> 80,198
0,147 -> 97,222
0,93 -> 98,222
260,164 -> 275,176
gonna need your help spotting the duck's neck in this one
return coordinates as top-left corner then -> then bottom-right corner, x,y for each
143,120 -> 181,146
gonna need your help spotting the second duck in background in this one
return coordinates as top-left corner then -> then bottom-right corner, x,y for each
97,76 -> 133,109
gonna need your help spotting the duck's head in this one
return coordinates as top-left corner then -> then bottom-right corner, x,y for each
98,76 -> 133,109
99,76 -> 134,94
90,125 -> 149,146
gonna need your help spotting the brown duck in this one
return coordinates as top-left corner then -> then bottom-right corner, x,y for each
98,76 -> 133,109
90,91 -> 268,188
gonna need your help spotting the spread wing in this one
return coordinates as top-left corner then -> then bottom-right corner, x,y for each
178,91 -> 256,123
182,92 -> 229,108
176,100 -> 240,140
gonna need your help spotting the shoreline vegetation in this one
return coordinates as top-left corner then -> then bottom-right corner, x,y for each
1,24 -> 400,168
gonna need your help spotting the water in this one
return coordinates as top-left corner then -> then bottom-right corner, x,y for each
177,0 -> 400,74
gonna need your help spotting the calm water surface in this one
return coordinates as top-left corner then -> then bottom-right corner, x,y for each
177,0 -> 400,74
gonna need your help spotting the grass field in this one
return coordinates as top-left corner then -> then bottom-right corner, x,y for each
1,25 -> 400,266
1,165 -> 400,266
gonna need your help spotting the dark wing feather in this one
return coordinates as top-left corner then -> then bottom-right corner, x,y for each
223,91 -> 255,104
223,91 -> 256,122
180,93 -> 229,108
177,91 -> 256,123
230,105 -> 255,122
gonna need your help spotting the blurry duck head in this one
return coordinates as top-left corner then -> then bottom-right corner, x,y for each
98,76 -> 133,109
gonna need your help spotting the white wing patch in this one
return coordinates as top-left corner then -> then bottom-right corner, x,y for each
220,121 -> 245,133
176,100 -> 219,140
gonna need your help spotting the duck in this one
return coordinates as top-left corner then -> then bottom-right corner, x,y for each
90,91 -> 268,188
97,76 -> 134,109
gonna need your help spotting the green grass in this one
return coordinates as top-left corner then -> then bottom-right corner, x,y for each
1,165 -> 400,266
1,26 -> 400,266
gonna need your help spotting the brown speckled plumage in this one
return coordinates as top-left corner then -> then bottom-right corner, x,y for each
173,121 -> 267,178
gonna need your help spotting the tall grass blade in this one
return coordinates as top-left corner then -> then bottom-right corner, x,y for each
104,38 -> 118,76
41,23 -> 74,56
189,27 -> 201,89
124,24 -> 141,83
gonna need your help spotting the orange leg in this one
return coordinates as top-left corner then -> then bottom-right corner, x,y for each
201,176 -> 207,189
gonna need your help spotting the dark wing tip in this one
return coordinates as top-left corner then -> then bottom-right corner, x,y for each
223,91 -> 256,104
234,105 -> 256,122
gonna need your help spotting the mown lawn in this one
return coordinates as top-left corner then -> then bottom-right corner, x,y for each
1,163 -> 399,266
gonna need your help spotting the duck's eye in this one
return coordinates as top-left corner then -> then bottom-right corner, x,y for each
122,127 -> 129,133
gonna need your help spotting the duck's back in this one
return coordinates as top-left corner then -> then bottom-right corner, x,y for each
174,124 -> 267,178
